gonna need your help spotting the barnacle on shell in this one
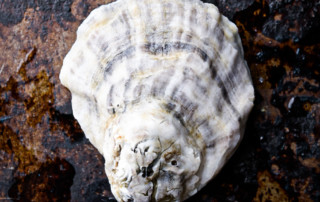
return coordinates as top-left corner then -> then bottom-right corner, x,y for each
60,0 -> 254,201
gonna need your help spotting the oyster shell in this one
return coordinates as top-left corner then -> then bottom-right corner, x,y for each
60,0 -> 254,201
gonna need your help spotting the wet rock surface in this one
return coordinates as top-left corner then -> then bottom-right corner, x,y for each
0,0 -> 319,201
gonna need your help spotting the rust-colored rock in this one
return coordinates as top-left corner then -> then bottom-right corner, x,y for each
0,0 -> 319,201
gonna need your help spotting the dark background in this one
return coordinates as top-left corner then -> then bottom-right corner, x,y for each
0,0 -> 319,201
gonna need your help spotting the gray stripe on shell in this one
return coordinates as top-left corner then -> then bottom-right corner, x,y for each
150,70 -> 175,97
216,76 -> 240,117
170,89 -> 199,124
143,42 -> 208,62
103,46 -> 136,78
123,77 -> 132,101
107,85 -> 115,114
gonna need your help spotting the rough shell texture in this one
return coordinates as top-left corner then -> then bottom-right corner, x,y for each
60,0 -> 254,201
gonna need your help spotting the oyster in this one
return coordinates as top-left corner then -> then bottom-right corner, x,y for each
60,0 -> 254,201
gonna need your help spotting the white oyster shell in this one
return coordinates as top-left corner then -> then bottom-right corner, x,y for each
60,0 -> 254,201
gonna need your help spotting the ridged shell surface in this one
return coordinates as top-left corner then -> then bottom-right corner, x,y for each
60,0 -> 254,201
